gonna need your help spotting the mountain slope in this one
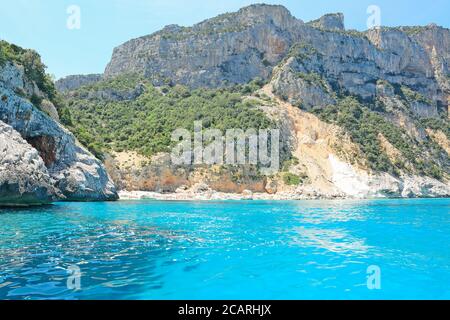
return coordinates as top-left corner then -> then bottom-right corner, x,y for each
60,4 -> 450,199
258,83 -> 450,198
104,4 -> 302,87
102,4 -> 449,108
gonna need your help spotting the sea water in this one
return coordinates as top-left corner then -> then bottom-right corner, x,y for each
0,199 -> 448,300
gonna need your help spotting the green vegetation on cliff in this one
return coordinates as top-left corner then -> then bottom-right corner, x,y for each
420,118 -> 450,140
283,173 -> 301,186
1,41 -> 55,99
400,85 -> 432,105
0,40 -> 71,124
313,97 -> 447,179
65,75 -> 273,159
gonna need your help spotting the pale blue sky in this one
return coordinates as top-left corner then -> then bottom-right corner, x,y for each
1,0 -> 448,79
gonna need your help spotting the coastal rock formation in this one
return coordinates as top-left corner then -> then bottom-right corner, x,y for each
0,60 -> 118,202
98,83 -> 450,200
59,4 -> 450,200
0,121 -> 58,206
60,4 -> 449,113
271,56 -> 336,110
104,4 -> 304,87
307,13 -> 345,31
102,4 -> 448,111
271,26 -> 449,113
258,84 -> 450,199
104,152 -> 267,194
400,175 -> 450,198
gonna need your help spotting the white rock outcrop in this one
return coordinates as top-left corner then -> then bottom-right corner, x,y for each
0,61 -> 118,203
0,121 -> 58,206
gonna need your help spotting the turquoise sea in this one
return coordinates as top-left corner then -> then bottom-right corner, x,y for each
0,199 -> 449,300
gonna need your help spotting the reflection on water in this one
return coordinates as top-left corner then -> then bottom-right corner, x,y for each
291,227 -> 371,255
0,199 -> 449,299
286,201 -> 373,256
0,220 -> 195,299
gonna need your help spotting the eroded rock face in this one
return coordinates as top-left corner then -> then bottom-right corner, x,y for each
307,13 -> 345,31
272,25 -> 449,113
55,5 -> 450,199
0,62 -> 118,202
104,4 -> 304,87
409,25 -> 450,74
272,56 -> 336,110
256,84 -> 450,199
401,176 -> 450,198
101,4 -> 448,115
105,152 -> 267,194
0,121 -> 58,206
55,74 -> 103,92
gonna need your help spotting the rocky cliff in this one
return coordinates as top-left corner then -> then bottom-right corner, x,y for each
55,74 -> 103,92
62,4 -> 450,199
103,4 -> 449,109
0,44 -> 118,205
0,121 -> 58,206
104,4 -> 303,87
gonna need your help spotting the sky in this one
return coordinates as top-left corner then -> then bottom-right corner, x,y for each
1,0 -> 449,79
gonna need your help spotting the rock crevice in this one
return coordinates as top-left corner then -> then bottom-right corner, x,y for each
0,60 -> 118,205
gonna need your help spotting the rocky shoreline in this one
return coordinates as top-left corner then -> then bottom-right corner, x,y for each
117,190 -> 445,202
0,59 -> 118,206
118,178 -> 450,201
118,190 -> 348,201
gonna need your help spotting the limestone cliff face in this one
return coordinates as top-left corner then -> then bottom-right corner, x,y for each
307,13 -> 345,31
0,61 -> 118,202
104,4 -> 304,87
0,121 -> 58,206
257,84 -> 450,199
103,4 -> 449,113
104,152 -> 267,194
272,25 -> 448,114
60,4 -> 450,199
55,74 -> 103,93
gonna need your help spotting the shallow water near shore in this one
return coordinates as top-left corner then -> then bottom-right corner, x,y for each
0,199 -> 449,300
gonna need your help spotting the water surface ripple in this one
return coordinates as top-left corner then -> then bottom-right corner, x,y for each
0,199 -> 448,299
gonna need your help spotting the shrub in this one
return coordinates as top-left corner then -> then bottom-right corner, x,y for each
400,86 -> 431,104
0,40 -> 70,123
66,76 -> 275,158
283,173 -> 301,186
313,96 -> 447,178
30,93 -> 43,107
